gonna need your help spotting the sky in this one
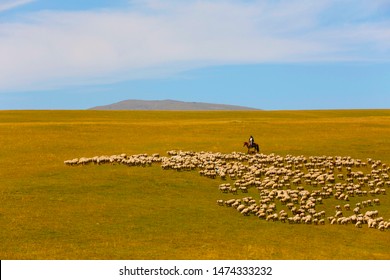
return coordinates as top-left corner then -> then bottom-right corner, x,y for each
0,0 -> 389,110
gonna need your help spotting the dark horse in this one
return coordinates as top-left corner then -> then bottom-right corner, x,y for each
243,142 -> 259,153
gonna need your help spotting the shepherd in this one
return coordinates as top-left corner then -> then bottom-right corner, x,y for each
249,135 -> 254,148
244,135 -> 259,153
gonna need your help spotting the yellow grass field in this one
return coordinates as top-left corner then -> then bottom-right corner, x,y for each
0,109 -> 390,260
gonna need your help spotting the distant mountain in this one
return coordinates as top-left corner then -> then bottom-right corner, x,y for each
89,99 -> 260,111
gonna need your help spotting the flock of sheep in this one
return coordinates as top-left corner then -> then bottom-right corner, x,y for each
64,150 -> 390,232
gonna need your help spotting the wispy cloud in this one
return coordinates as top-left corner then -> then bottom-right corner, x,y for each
0,0 -> 389,92
0,0 -> 34,13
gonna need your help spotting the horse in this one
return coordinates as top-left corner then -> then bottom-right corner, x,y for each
243,142 -> 259,153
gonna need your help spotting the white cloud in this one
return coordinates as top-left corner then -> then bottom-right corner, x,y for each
0,0 -> 34,12
0,0 -> 389,92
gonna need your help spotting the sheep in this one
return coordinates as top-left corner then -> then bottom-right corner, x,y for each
341,217 -> 351,225
64,158 -> 79,166
232,201 -> 241,209
336,217 -> 344,225
293,215 -> 302,224
236,204 -> 246,212
365,210 -> 379,218
225,199 -> 236,207
304,215 -> 313,224
318,210 -> 326,218
335,210 -> 343,218
66,150 -> 390,233
217,200 -> 225,206
355,221 -> 363,228
241,208 -> 251,216
279,216 -> 287,223
266,213 -> 278,222
292,178 -> 301,185
219,184 -> 230,193
230,188 -> 238,195
353,207 -> 360,214
337,174 -> 344,180
287,217 -> 295,224
367,218 -> 377,228
257,212 -> 267,219
242,197 -> 253,205
286,203 -> 294,210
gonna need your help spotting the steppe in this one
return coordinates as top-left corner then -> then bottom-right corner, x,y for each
1,110 -> 389,259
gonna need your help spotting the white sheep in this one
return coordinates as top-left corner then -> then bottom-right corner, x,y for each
367,218 -> 377,228
224,199 -> 236,207
67,150 -> 390,233
266,213 -> 278,222
217,200 -> 225,206
237,204 -> 246,212
241,208 -> 251,216
335,210 -> 343,218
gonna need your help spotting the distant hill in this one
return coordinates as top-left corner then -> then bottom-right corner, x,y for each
89,99 -> 260,111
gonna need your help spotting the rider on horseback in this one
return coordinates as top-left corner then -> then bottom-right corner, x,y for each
244,136 -> 259,153
249,135 -> 255,148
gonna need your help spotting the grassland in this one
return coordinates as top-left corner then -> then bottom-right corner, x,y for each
0,109 -> 389,260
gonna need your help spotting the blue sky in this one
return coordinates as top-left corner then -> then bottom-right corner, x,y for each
0,0 -> 389,110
